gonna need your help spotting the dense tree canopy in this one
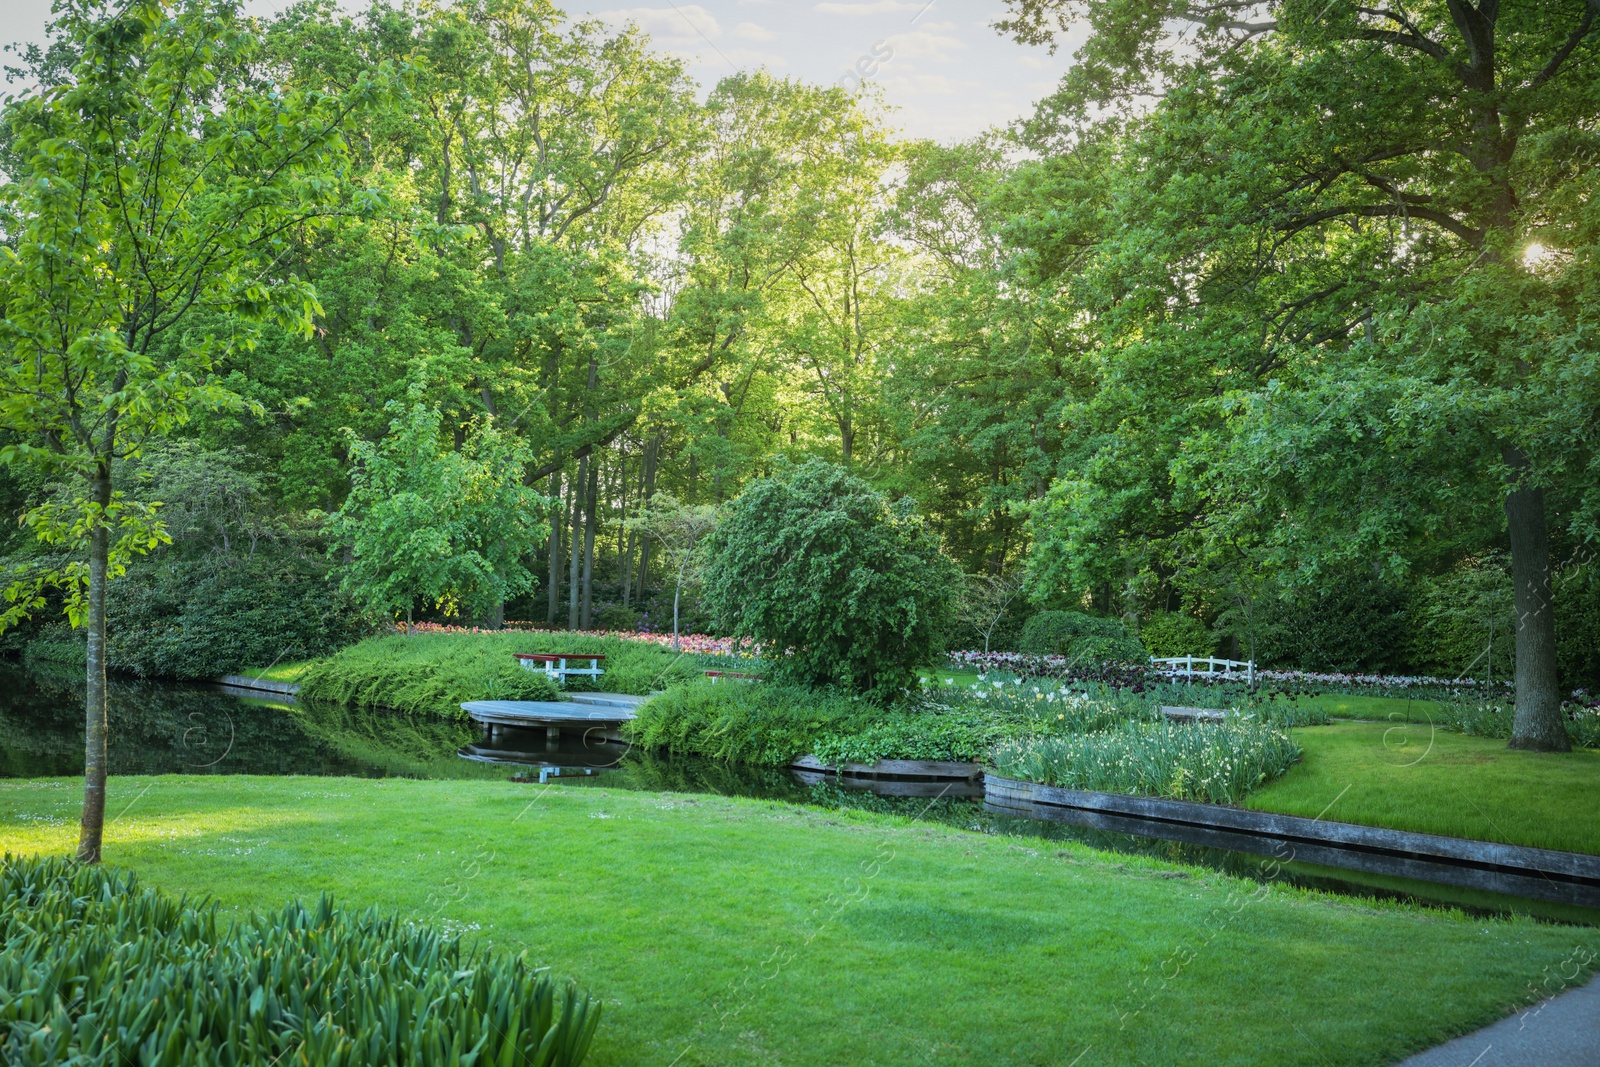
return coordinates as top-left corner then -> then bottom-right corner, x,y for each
3,0 -> 1598,758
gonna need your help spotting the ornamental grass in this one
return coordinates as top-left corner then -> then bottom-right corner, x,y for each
991,719 -> 1302,805
0,855 -> 600,1067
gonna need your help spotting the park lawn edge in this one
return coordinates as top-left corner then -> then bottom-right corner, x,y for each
2,774 -> 1596,1067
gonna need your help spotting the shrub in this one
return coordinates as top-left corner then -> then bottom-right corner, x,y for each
991,719 -> 1301,804
628,679 -> 873,765
1138,611 -> 1212,658
299,631 -> 699,716
702,460 -> 959,702
1251,572 -> 1411,673
1409,557 -> 1515,682
106,552 -> 372,679
0,854 -> 600,1067
1018,610 -> 1147,665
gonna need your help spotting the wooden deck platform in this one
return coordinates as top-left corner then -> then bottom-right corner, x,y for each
461,692 -> 649,740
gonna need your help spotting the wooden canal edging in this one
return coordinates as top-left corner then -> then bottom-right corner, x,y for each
788,755 -> 986,798
984,773 -> 1600,908
790,754 -> 983,780
217,675 -> 300,697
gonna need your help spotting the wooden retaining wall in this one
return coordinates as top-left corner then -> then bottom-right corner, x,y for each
984,774 -> 1600,908
217,675 -> 300,697
790,754 -> 983,780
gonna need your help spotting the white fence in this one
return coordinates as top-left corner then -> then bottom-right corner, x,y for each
1151,656 -> 1255,685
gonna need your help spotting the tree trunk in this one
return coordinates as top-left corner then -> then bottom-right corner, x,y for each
568,454 -> 586,629
620,454 -> 633,608
673,569 -> 682,652
547,472 -> 563,625
638,437 -> 659,603
78,455 -> 112,865
580,456 -> 598,629
1503,447 -> 1569,751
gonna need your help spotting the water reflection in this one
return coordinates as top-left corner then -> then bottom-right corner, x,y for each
5,660 -> 1594,923
0,661 -> 499,780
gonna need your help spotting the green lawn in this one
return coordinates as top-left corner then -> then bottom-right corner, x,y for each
1281,694 -> 1447,721
1,776 -> 1593,1067
1247,722 -> 1600,854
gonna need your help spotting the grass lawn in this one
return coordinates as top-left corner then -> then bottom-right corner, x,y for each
1279,694 -> 1447,721
234,659 -> 316,684
2,776 -> 1594,1067
919,669 -> 983,687
1247,722 -> 1600,854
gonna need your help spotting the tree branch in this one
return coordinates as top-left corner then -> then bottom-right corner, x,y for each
1279,203 -> 1484,247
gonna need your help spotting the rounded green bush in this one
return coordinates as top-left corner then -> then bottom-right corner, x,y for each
701,460 -> 959,702
1138,611 -> 1212,658
1018,610 -> 1147,665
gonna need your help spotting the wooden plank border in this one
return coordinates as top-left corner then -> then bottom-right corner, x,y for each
984,774 -> 1600,907
217,675 -> 300,696
791,754 -> 984,781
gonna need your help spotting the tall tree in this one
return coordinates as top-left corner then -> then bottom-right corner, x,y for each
0,0 -> 391,861
1002,0 -> 1600,749
327,384 -> 547,627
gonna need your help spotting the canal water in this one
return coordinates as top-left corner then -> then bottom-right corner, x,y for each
2,660 -> 1592,924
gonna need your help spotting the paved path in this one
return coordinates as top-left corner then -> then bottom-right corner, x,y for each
1395,973 -> 1600,1066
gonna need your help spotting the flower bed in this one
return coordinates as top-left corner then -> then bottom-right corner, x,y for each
941,650 -> 1600,707
991,719 -> 1302,805
406,621 -> 759,658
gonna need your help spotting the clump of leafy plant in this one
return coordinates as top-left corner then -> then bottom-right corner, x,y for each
701,460 -> 959,702
992,719 -> 1302,805
627,678 -> 873,765
0,854 -> 600,1067
298,630 -> 705,716
1018,610 -> 1147,665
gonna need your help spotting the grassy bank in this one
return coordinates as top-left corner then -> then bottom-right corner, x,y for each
296,632 -> 702,717
232,659 -> 316,684
2,776 -> 1594,1067
1246,722 -> 1600,854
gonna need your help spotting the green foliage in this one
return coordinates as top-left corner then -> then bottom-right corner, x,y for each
1137,612 -> 1212,658
298,631 -> 699,716
327,385 -> 547,625
627,679 -> 871,766
1018,610 -> 1147,665
1250,574 -> 1411,673
992,720 -> 1302,805
106,553 -> 371,679
635,674 -> 1163,767
702,460 -> 959,701
1410,557 -> 1515,682
0,0 -> 394,632
299,635 -> 560,717
1554,567 -> 1600,691
0,854 -> 600,1067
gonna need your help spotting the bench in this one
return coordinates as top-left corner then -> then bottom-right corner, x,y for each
514,653 -> 605,685
703,670 -> 763,683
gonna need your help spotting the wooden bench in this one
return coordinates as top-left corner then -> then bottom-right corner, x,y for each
514,653 -> 605,685
703,670 -> 762,683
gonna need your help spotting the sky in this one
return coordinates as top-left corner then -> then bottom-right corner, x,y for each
0,0 -> 1076,141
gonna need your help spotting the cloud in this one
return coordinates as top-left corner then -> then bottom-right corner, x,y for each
813,0 -> 923,14
884,28 -> 965,62
733,20 -> 776,41
599,5 -> 722,45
